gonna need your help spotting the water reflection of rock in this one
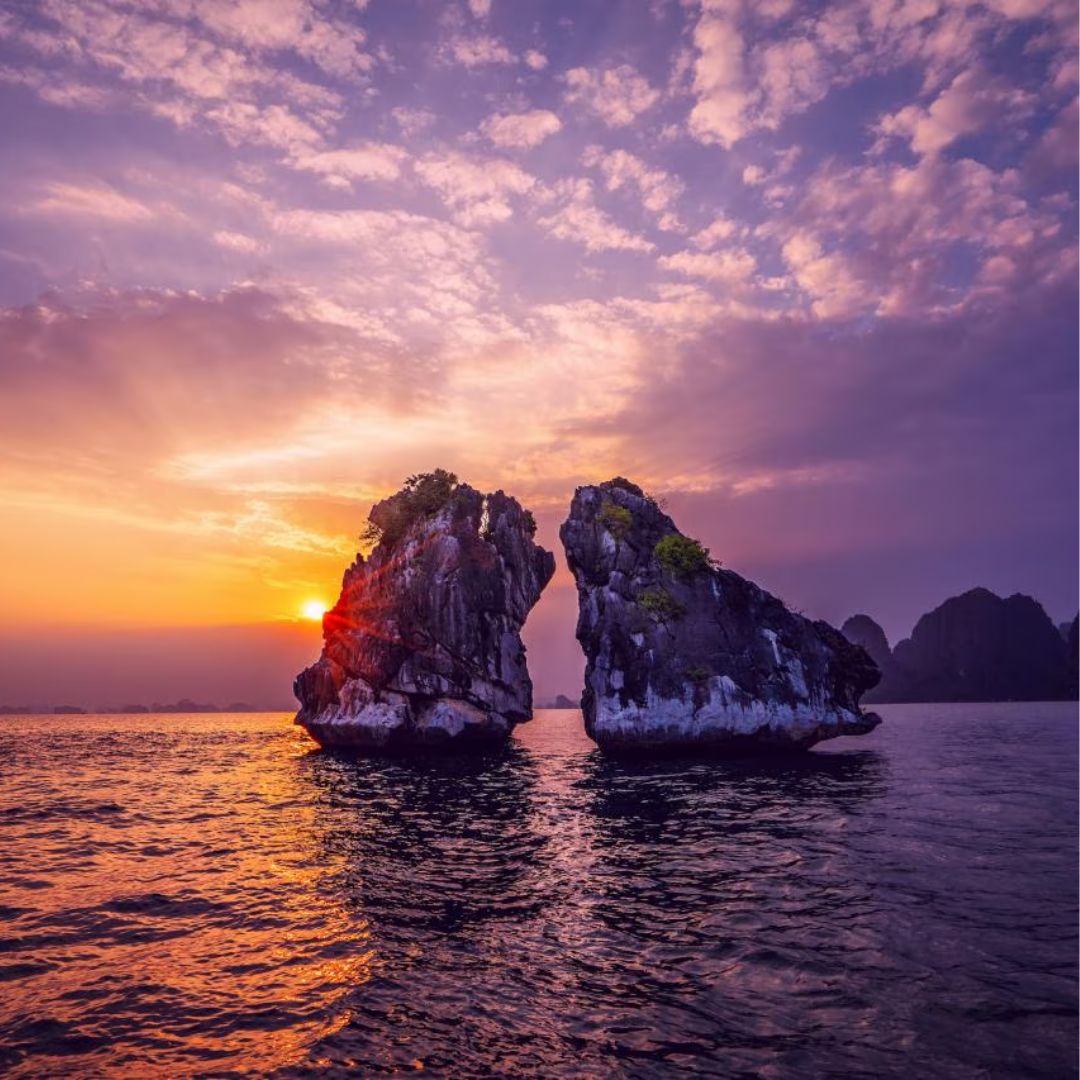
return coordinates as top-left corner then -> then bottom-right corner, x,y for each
298,746 -> 551,936
575,749 -> 890,938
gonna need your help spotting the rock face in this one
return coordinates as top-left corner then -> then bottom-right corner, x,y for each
294,474 -> 555,751
560,478 -> 881,754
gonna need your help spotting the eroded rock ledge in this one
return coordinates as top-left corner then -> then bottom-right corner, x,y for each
560,478 -> 881,754
295,471 -> 555,751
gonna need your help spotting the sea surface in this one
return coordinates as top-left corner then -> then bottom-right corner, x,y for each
0,704 -> 1076,1078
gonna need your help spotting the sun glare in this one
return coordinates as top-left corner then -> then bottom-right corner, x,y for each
301,599 -> 328,621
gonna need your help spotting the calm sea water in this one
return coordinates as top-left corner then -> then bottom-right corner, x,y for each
0,704 -> 1076,1078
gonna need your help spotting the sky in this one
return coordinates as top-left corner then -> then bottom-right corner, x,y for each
0,0 -> 1076,708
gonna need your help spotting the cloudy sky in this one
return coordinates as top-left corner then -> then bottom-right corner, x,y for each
0,0 -> 1076,706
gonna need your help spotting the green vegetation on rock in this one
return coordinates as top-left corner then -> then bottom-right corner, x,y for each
361,469 -> 459,547
598,499 -> 633,540
655,533 -> 712,579
638,586 -> 687,622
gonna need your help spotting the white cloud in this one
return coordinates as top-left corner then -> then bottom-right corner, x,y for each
288,142 -> 406,185
691,215 -> 738,249
442,34 -> 515,67
467,0 -> 492,17
26,180 -> 157,223
658,248 -> 756,286
415,151 -> 536,226
757,36 -> 828,129
563,64 -> 660,127
205,101 -> 324,153
875,69 -> 1035,157
213,229 -> 266,254
781,231 -> 864,318
391,106 -> 436,137
537,178 -> 656,253
581,146 -> 685,221
480,109 -> 562,149
687,2 -> 752,147
524,49 -> 548,71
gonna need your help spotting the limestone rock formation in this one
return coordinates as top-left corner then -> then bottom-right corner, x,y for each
560,478 -> 881,754
294,471 -> 555,751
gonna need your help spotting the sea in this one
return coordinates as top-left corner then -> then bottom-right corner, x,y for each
0,703 -> 1076,1078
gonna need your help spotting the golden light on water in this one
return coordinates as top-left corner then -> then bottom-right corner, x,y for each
301,600 -> 328,621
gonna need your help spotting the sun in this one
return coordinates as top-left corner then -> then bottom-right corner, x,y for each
301,599 -> 328,621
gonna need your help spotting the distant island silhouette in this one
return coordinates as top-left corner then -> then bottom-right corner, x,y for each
0,700 -> 284,716
843,589 -> 1078,703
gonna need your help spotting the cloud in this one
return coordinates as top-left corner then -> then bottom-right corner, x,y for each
780,232 -> 864,318
524,49 -> 548,71
480,109 -> 562,149
756,35 -> 829,129
1025,98 -> 1079,180
414,151 -> 536,226
288,141 -> 407,186
563,64 -> 660,126
875,69 -> 1036,157
391,105 -> 436,137
771,152 -> 1071,317
658,248 -> 757,287
687,1 -> 752,147
581,146 -> 685,223
442,34 -> 515,67
467,0 -> 492,17
691,215 -> 739,249
181,0 -> 374,80
536,178 -> 656,253
25,181 -> 158,223
205,101 -> 325,153
213,230 -> 266,254
0,286 -> 394,465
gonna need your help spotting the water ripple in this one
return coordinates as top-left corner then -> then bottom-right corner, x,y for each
0,705 -> 1076,1077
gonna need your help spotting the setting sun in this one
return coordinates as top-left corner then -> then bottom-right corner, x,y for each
301,600 -> 328,622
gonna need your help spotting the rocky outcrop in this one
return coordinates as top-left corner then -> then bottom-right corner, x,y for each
294,472 -> 555,751
560,478 -> 881,754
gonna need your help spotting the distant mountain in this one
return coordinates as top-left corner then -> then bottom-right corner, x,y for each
840,615 -> 892,671
540,694 -> 578,709
844,589 -> 1076,703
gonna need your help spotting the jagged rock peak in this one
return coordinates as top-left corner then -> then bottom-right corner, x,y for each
294,470 -> 555,751
560,479 -> 881,754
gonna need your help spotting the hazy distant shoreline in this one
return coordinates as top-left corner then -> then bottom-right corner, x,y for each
0,701 -> 292,716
